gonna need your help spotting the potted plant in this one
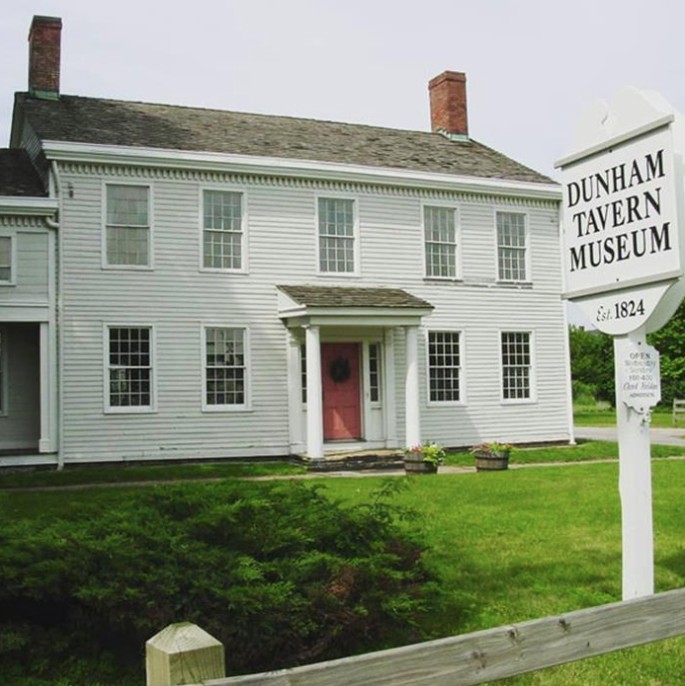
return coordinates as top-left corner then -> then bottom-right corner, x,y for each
471,441 -> 512,471
404,442 -> 446,474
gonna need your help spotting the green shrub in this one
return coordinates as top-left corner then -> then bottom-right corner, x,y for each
0,480 -> 434,684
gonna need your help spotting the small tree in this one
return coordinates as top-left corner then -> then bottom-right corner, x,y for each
569,325 -> 615,406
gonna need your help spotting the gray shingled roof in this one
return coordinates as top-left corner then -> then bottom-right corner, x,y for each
0,149 -> 46,196
15,93 -> 554,184
278,285 -> 433,310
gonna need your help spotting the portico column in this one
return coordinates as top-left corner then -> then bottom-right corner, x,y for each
305,325 -> 324,459
404,325 -> 421,448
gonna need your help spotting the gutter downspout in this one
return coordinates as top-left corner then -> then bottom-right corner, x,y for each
46,161 -> 62,468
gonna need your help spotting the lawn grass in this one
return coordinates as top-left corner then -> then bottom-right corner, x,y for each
3,455 -> 685,684
0,459 -> 305,490
319,463 -> 685,685
574,407 -> 677,428
444,439 -> 685,467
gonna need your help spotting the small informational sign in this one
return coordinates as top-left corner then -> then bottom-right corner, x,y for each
617,341 -> 661,411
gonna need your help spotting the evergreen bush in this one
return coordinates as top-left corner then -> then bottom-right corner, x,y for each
0,480 -> 434,684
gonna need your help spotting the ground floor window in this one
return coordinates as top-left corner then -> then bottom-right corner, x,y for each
428,331 -> 461,402
204,327 -> 247,408
501,331 -> 532,400
107,326 -> 153,410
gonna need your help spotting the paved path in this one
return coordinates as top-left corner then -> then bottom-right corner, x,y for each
575,425 -> 685,447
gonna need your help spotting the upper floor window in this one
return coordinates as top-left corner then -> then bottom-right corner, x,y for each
501,331 -> 532,401
424,206 -> 457,278
204,326 -> 247,409
318,198 -> 355,273
106,326 -> 154,411
203,190 -> 243,271
428,331 -> 461,403
497,212 -> 527,282
0,236 -> 14,285
105,185 -> 150,267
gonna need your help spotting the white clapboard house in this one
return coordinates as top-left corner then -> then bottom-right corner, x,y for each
0,16 -> 572,467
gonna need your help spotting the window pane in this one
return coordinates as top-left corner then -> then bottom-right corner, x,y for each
205,327 -> 246,406
425,206 -> 456,278
497,212 -> 526,281
203,191 -> 243,270
428,331 -> 460,402
318,198 -> 355,272
0,237 -> 11,282
369,343 -> 381,403
501,332 -> 531,399
108,327 -> 152,408
106,186 -> 149,266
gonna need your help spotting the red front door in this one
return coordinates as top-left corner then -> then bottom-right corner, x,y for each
322,343 -> 362,440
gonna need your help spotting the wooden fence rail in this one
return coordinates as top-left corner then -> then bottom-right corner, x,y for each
149,588 -> 685,686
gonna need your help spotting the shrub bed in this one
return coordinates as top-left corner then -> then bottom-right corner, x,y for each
0,480 -> 434,685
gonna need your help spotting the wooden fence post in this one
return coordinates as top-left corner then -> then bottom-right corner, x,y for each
146,622 -> 225,686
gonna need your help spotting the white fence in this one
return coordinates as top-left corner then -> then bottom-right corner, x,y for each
147,587 -> 685,686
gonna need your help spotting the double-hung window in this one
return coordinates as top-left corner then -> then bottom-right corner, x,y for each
107,326 -> 154,411
105,185 -> 150,267
202,190 -> 243,270
204,327 -> 247,409
428,331 -> 461,403
0,236 -> 13,284
318,198 -> 356,273
424,206 -> 457,278
501,331 -> 532,400
497,212 -> 527,282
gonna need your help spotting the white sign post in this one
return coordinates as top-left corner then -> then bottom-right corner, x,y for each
557,88 -> 685,600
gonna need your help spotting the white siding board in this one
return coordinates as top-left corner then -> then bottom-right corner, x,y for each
56,169 -> 569,463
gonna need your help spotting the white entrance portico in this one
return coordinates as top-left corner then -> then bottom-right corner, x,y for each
277,285 -> 433,459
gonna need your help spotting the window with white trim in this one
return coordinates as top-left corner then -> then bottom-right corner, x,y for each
105,185 -> 150,266
202,190 -> 243,270
204,327 -> 247,407
497,212 -> 527,281
369,343 -> 381,403
318,198 -> 355,273
428,331 -> 461,402
501,331 -> 532,400
424,206 -> 457,278
0,236 -> 13,284
107,326 -> 153,410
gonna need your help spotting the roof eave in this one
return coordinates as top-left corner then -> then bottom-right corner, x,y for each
42,141 -> 561,201
0,196 -> 58,216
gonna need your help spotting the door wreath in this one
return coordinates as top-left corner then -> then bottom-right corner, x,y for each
329,356 -> 351,383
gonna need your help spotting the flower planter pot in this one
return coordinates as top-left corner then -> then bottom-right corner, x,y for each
474,451 -> 510,472
403,454 -> 439,474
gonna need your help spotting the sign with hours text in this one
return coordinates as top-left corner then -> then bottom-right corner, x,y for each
617,341 -> 661,411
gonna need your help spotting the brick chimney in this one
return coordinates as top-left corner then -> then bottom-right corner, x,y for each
428,71 -> 468,138
28,15 -> 62,99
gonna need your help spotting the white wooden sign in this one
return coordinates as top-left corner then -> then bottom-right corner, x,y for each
617,341 -> 661,411
557,88 -> 685,601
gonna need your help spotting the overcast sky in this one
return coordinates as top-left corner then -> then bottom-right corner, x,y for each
2,0 -> 683,327
3,0 -> 684,180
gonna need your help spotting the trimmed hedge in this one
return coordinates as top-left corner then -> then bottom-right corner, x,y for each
0,480 -> 434,685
